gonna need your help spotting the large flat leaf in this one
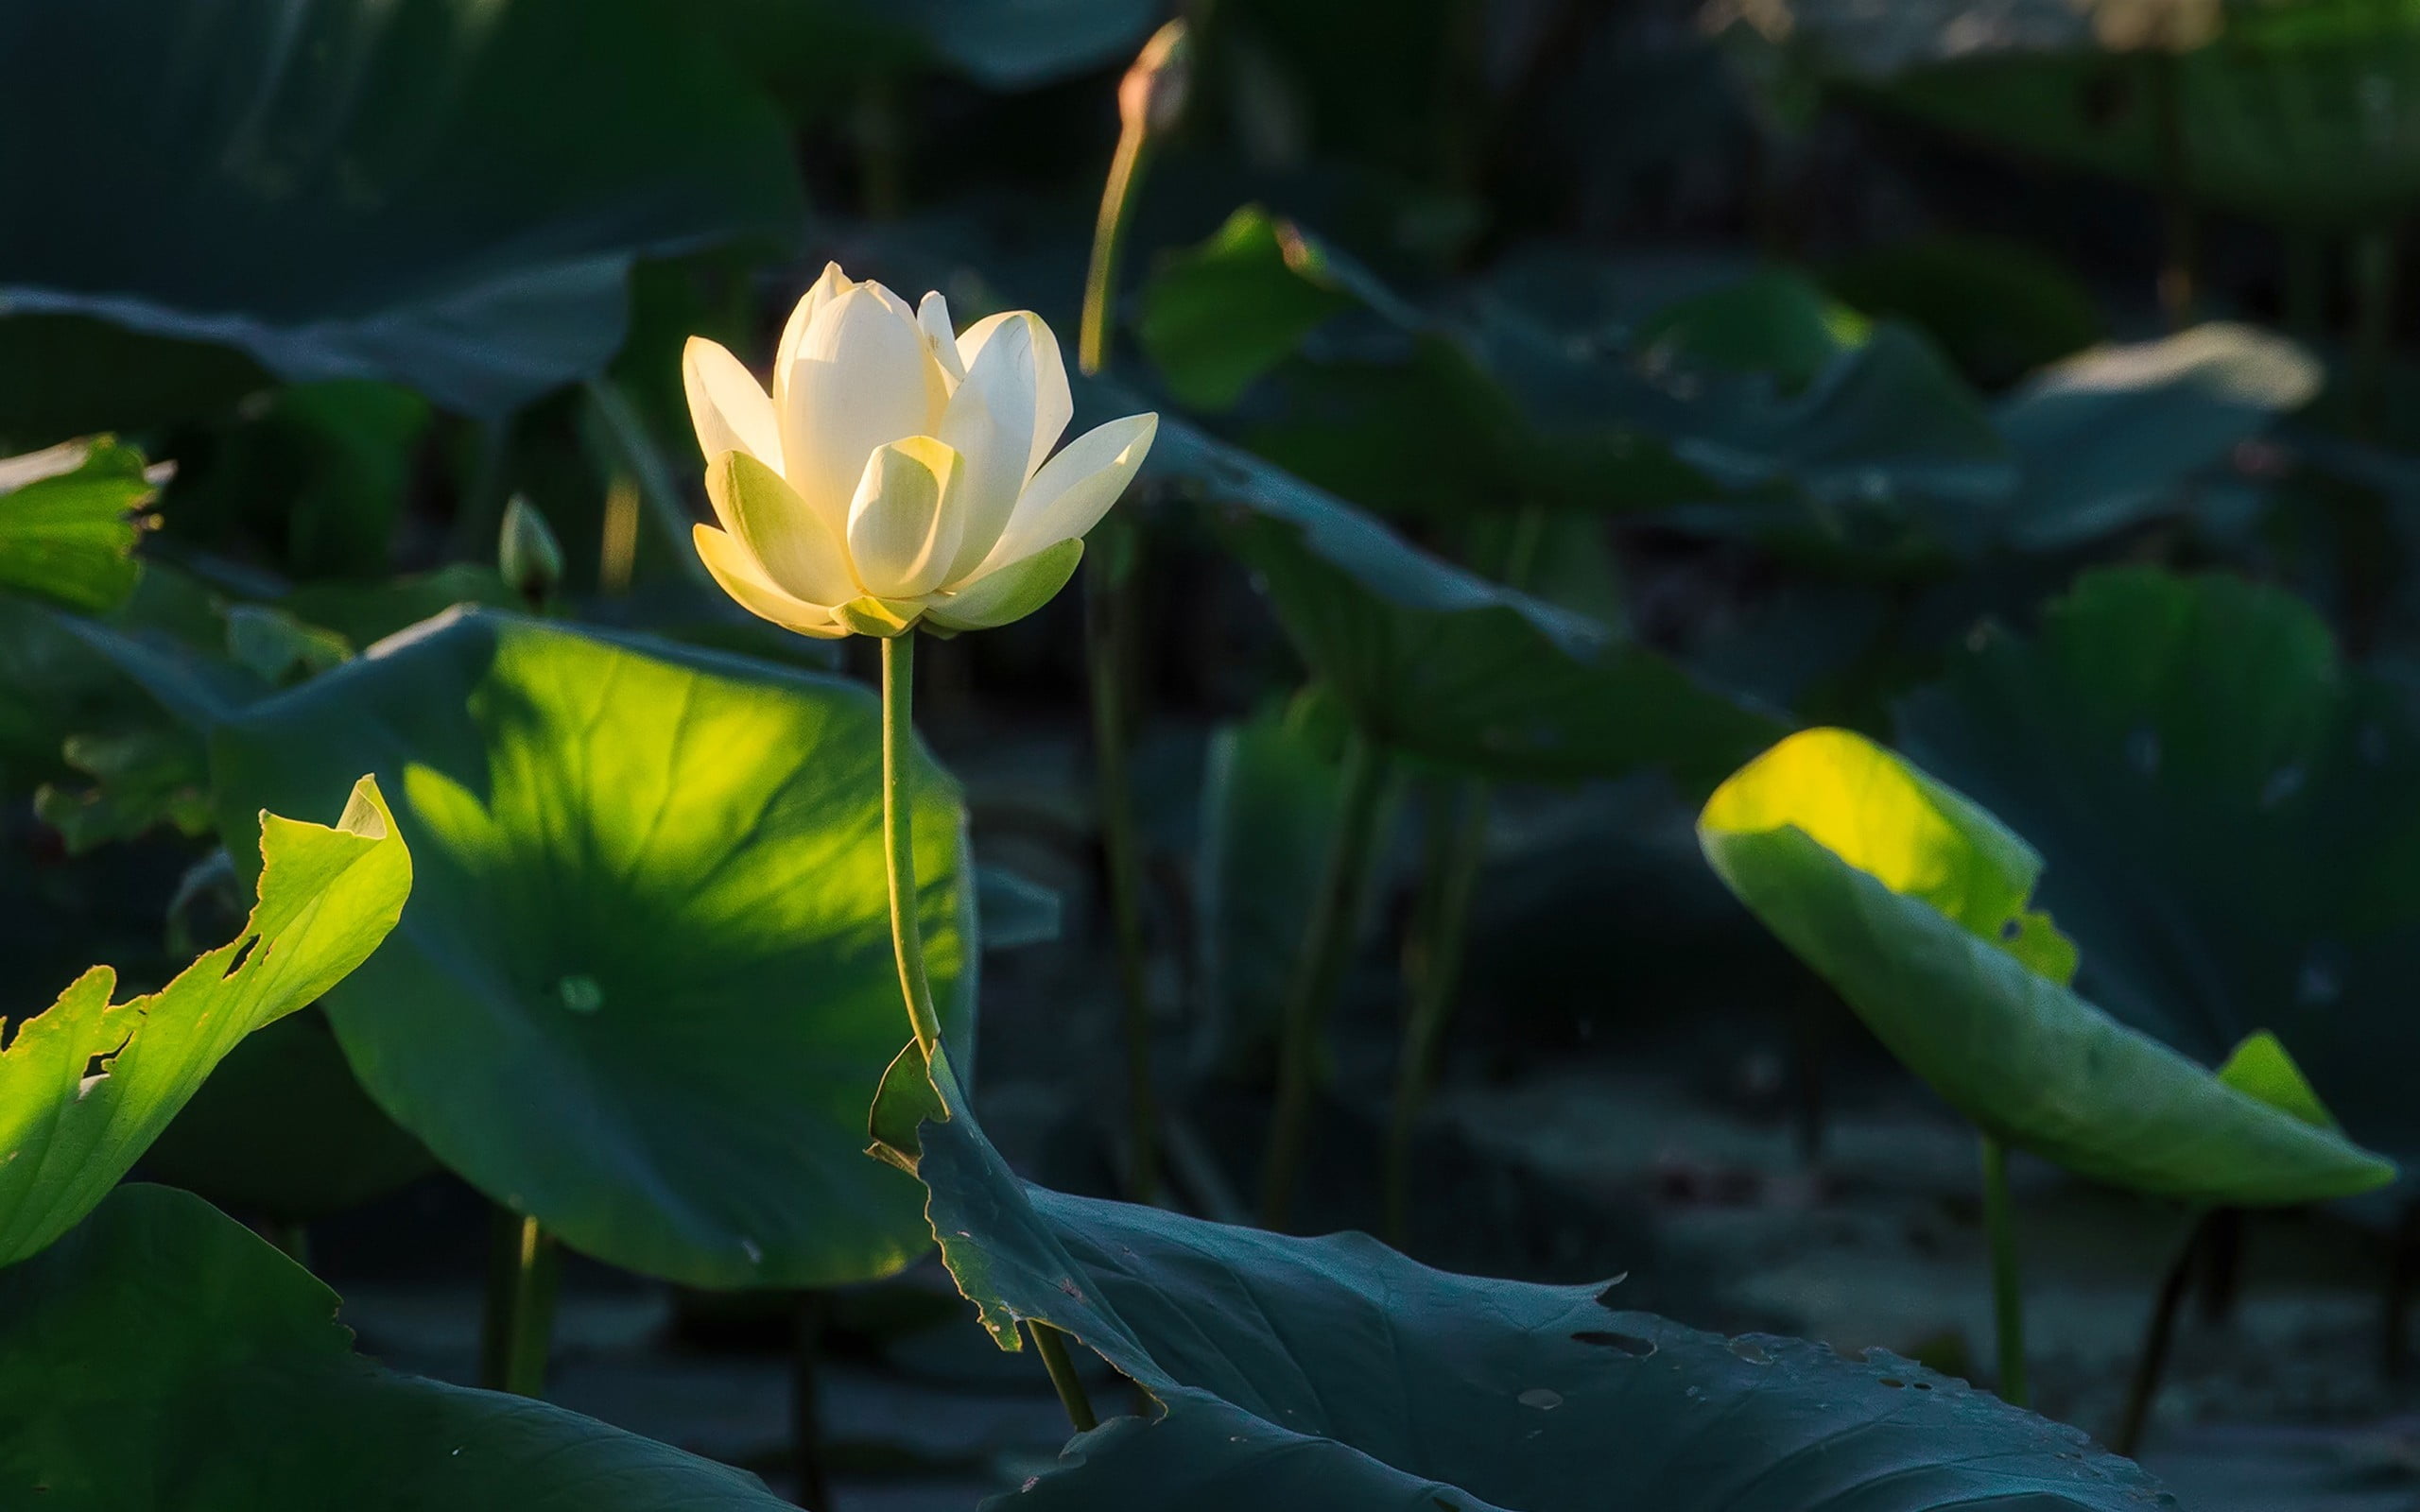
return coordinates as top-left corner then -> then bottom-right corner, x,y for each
1734,0 -> 2420,229
1990,324 -> 2320,550
1135,406 -> 1786,788
1895,566 -> 2420,1174
0,774 -> 410,1266
0,0 -> 802,419
0,438 -> 155,612
0,1183 -> 791,1509
869,1052 -> 2178,1512
1699,725 -> 2394,1204
211,610 -> 976,1288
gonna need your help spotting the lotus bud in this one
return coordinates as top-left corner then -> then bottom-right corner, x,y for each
498,494 -> 564,610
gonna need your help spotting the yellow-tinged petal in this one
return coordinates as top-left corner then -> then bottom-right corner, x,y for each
693,524 -> 847,639
683,337 -> 782,467
704,450 -> 860,607
774,262 -> 853,394
780,284 -> 950,530
847,435 -> 965,599
981,412 -> 1157,574
934,313 -> 1040,584
927,537 -> 1085,631
918,291 -> 966,388
958,311 -> 1071,478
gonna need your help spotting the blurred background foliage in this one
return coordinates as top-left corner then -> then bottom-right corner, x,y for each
12,0 -> 2420,1467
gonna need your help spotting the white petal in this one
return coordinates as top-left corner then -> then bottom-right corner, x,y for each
779,284 -> 950,531
704,450 -> 859,606
774,263 -> 852,387
694,524 -> 848,639
933,314 -> 1040,584
918,291 -> 966,387
682,337 -> 781,467
847,436 -> 966,599
958,311 -> 1071,478
981,413 -> 1157,574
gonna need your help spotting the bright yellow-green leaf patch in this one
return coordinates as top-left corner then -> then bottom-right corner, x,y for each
0,775 -> 411,1265
1701,727 -> 2394,1205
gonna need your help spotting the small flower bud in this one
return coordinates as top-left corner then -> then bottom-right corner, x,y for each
499,494 -> 564,610
1117,19 -> 1193,142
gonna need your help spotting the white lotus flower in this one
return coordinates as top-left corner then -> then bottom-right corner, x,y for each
683,263 -> 1157,638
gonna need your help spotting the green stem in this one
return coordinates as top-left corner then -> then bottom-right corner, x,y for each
1382,777 -> 1489,1246
1085,525 -> 1158,1203
1081,128 -> 1150,377
263,1218 -> 311,1268
478,1209 -> 559,1399
1979,1134 -> 2028,1408
1029,1321 -> 1100,1433
583,377 -> 711,589
2148,51 -> 2196,330
791,1292 -> 835,1510
2285,230 -> 2331,342
2342,228 -> 2402,656
880,633 -> 944,1063
2116,1211 -> 2208,1456
1260,730 -> 1392,1232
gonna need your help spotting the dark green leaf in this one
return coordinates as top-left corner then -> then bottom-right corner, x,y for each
869,1056 -> 2180,1512
1138,207 -> 1361,411
0,0 -> 803,417
0,1183 -> 792,1509
1895,566 -> 2420,1175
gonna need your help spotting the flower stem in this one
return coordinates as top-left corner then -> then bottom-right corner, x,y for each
791,1291 -> 836,1510
2116,1211 -> 2208,1455
478,1208 -> 559,1399
881,632 -> 944,1063
1028,1321 -> 1100,1433
1979,1133 -> 2028,1408
1084,524 -> 1159,1203
1260,730 -> 1392,1232
1081,128 -> 1150,377
1382,776 -> 1488,1246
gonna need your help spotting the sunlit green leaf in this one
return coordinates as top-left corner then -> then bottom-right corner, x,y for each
211,610 -> 976,1288
1699,725 -> 2394,1204
0,439 -> 154,613
0,775 -> 410,1266
0,1183 -> 792,1509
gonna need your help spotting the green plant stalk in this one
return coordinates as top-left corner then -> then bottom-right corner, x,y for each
582,377 -> 711,590
1979,1134 -> 2028,1408
1382,776 -> 1489,1246
478,1209 -> 559,1399
2116,1211 -> 2208,1455
2147,50 -> 2196,329
882,634 -> 1098,1437
791,1291 -> 835,1511
1080,126 -> 1151,377
1028,1321 -> 1101,1433
1260,730 -> 1392,1231
2342,228 -> 2402,655
1084,531 -> 1159,1204
264,1218 -> 311,1269
880,633 -> 945,1063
